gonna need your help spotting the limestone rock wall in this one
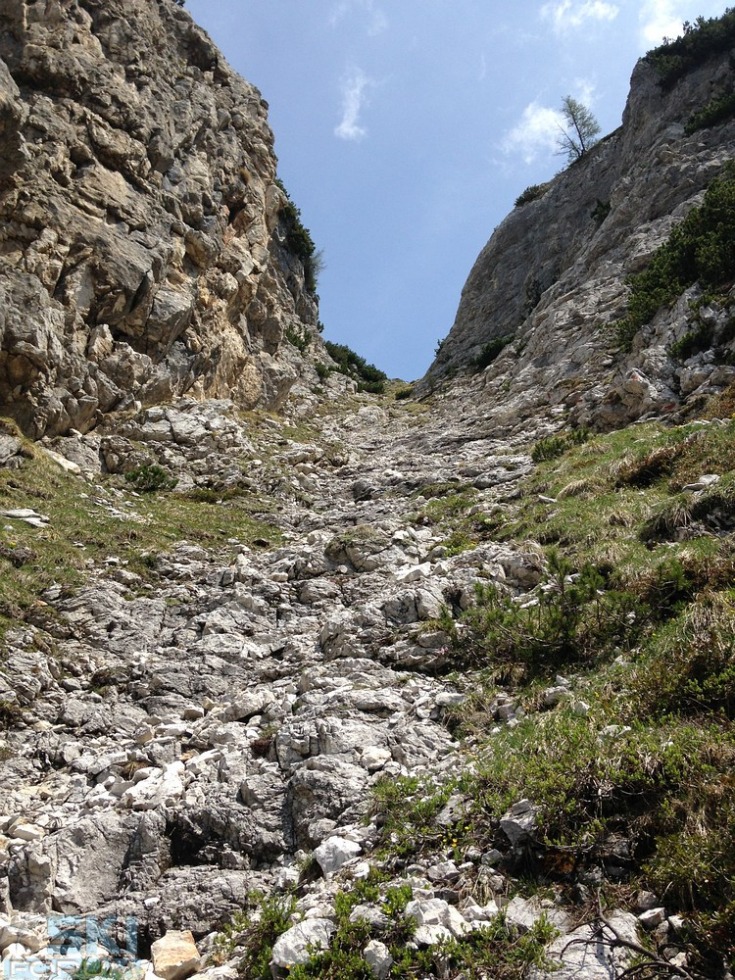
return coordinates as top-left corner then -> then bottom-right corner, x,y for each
425,48 -> 735,431
0,0 -> 320,438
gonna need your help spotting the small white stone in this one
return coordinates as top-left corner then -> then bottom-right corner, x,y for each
364,939 -> 392,980
395,562 -> 432,584
359,746 -> 391,772
313,836 -> 361,876
636,890 -> 659,911
639,907 -> 666,929
271,919 -> 335,969
668,914 -> 686,933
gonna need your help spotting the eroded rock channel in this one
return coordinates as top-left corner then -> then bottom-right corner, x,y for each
2,388 -> 622,978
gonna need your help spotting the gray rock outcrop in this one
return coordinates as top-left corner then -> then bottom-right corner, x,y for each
424,46 -> 735,432
0,0 -> 322,438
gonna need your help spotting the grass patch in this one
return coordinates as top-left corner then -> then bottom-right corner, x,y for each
409,483 -> 484,553
0,439 -> 280,645
406,415 -> 735,969
627,589 -> 735,719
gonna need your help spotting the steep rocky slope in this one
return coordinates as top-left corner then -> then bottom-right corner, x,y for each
425,30 -> 735,434
2,5 -> 735,980
3,384 -> 735,979
0,0 -> 323,439
0,392 -> 546,942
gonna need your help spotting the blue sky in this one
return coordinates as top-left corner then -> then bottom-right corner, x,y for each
185,0 -> 728,381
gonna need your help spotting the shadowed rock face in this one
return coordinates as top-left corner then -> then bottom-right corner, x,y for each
424,50 -> 735,432
0,0 -> 318,438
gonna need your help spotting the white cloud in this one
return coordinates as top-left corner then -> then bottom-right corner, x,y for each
638,0 -> 685,47
573,77 -> 597,106
335,68 -> 373,141
367,4 -> 388,36
329,0 -> 349,25
540,0 -> 619,31
501,101 -> 566,164
329,0 -> 387,35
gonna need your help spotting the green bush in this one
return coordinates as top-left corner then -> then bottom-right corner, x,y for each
287,881 -> 416,980
276,179 -> 321,295
473,335 -> 513,371
531,429 -> 590,463
394,385 -> 414,400
452,554 -> 644,676
668,320 -> 715,360
615,164 -> 735,350
0,699 -> 23,729
591,198 -> 611,226
284,325 -> 311,353
514,183 -> 550,208
531,435 -> 568,462
228,891 -> 296,980
71,963 -> 123,980
645,9 -> 735,89
323,341 -> 387,394
124,464 -> 177,493
686,89 -> 735,134
371,774 -> 456,858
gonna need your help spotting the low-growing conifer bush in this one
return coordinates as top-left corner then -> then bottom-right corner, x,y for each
124,463 -> 178,492
645,9 -> 735,89
615,163 -> 735,350
324,341 -> 387,393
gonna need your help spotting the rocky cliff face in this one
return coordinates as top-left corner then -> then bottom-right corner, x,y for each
2,8 -> 735,980
0,0 -> 321,439
425,45 -> 735,433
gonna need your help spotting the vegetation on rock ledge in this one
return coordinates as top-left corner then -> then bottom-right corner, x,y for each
276,178 -> 323,295
322,341 -> 388,393
615,163 -> 735,350
646,8 -> 735,89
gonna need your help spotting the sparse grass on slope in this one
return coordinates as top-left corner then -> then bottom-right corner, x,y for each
0,426 -> 281,646
370,416 -> 735,973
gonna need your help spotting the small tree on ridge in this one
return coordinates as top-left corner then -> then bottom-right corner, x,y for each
556,95 -> 601,163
